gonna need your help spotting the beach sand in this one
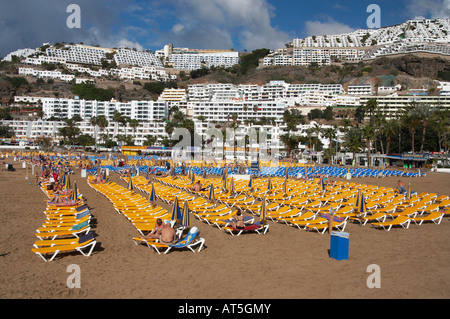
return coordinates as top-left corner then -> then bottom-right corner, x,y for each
0,159 -> 449,299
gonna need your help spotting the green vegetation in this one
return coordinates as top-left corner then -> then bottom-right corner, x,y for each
71,83 -> 114,101
5,76 -> 29,88
143,81 -> 177,95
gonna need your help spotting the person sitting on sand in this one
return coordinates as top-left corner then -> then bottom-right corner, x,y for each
141,218 -> 164,240
232,211 -> 245,230
159,224 -> 178,245
397,180 -> 406,194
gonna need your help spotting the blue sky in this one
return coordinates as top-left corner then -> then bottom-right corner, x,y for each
1,0 -> 449,57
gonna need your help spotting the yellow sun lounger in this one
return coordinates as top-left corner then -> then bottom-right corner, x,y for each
32,232 -> 96,262
410,212 -> 444,225
372,215 -> 411,231
305,220 -> 347,234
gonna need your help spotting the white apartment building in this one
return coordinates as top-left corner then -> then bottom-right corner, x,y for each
347,84 -> 373,96
169,51 -> 239,70
46,45 -> 113,65
3,48 -> 36,61
113,48 -> 163,68
18,67 -> 75,82
189,100 -> 285,123
41,98 -> 168,122
360,95 -> 450,118
1,119 -> 169,146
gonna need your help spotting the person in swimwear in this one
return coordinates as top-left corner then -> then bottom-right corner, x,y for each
141,218 -> 164,240
232,211 -> 245,230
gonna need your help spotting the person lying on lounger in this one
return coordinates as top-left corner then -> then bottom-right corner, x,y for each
48,196 -> 82,206
232,211 -> 245,230
90,174 -> 107,184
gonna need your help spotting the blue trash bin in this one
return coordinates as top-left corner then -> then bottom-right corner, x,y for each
330,231 -> 349,261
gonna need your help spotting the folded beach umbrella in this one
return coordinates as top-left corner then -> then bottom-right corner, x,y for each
145,167 -> 149,180
191,171 -> 196,184
171,196 -> 182,223
320,177 -> 326,192
283,177 -> 287,195
248,176 -> 253,188
148,183 -> 156,204
355,189 -> 361,209
202,169 -> 207,179
223,176 -> 227,191
64,175 -> 71,190
128,175 -> 133,191
260,196 -> 267,223
357,190 -> 367,214
208,184 -> 216,202
61,173 -> 66,188
230,177 -> 235,194
407,184 -> 411,203
188,168 -> 192,180
71,181 -> 78,202
267,178 -> 273,192
180,200 -> 190,227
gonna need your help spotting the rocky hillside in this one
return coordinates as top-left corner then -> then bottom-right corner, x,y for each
1,53 -> 449,103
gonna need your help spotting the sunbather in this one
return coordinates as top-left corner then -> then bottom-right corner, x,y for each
232,211 -> 245,230
140,218 -> 164,240
159,224 -> 178,245
48,196 -> 82,206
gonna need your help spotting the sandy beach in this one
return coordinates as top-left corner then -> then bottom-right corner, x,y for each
0,158 -> 449,300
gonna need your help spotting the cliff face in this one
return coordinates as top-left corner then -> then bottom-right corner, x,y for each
371,55 -> 450,78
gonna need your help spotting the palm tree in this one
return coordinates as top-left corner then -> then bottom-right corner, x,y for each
344,126 -> 362,164
97,115 -> 109,144
413,103 -> 433,153
312,123 -> 322,151
383,119 -> 398,155
402,112 -> 421,154
364,98 -> 378,126
89,116 -> 99,149
113,110 -> 124,137
362,124 -> 375,166
433,109 -> 450,152
323,127 -> 337,150
128,118 -> 140,145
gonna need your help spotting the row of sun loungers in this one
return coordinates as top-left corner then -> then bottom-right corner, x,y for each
148,174 -> 449,234
88,176 -> 205,254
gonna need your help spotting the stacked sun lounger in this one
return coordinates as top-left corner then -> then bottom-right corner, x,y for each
32,181 -> 96,262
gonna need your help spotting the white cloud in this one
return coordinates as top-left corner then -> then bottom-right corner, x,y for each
406,0 -> 450,19
304,18 -> 355,37
171,24 -> 185,35
157,0 -> 290,50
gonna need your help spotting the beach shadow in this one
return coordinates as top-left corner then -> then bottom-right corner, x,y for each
0,252 -> 10,257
